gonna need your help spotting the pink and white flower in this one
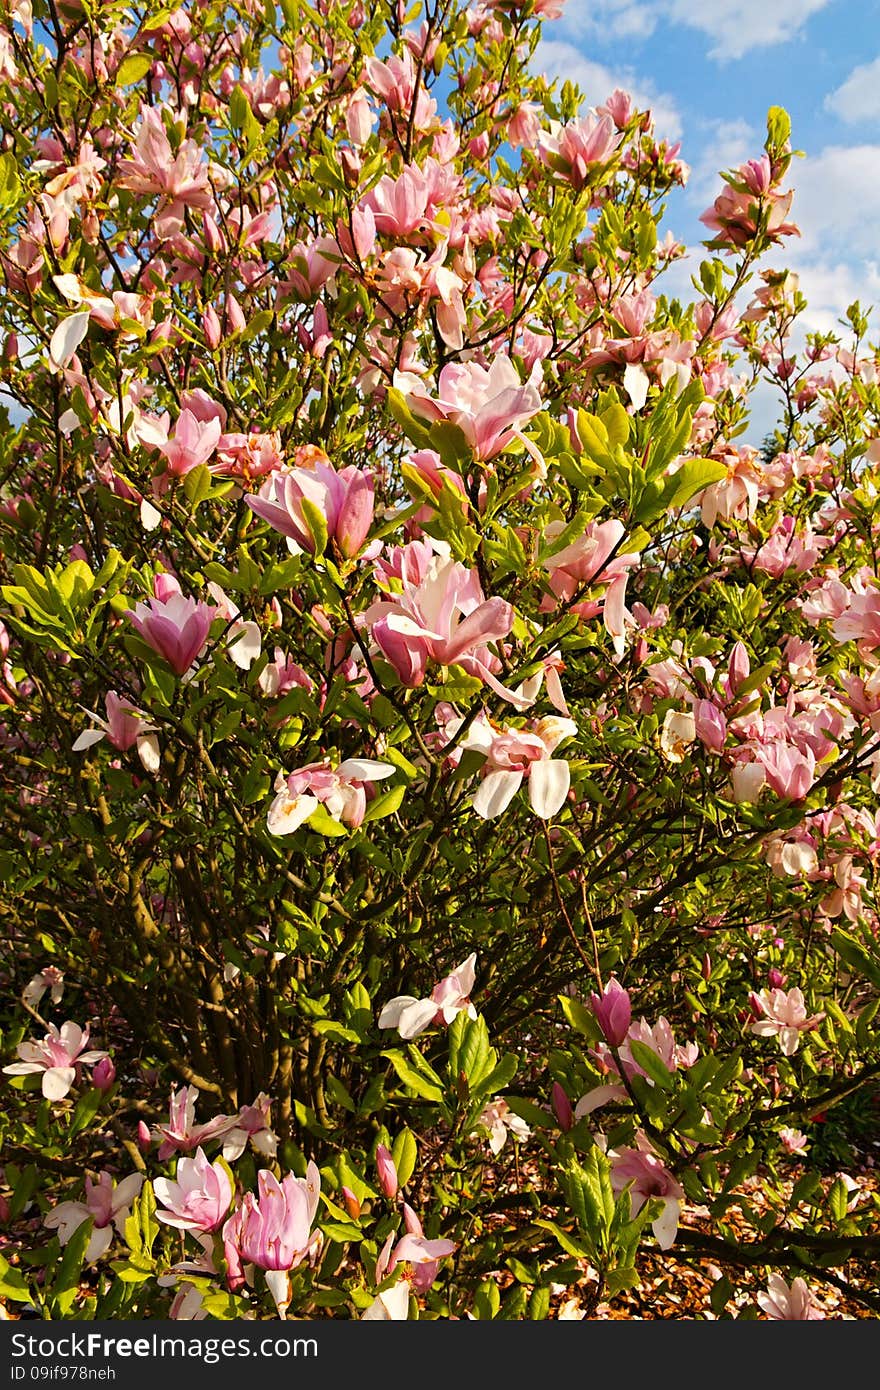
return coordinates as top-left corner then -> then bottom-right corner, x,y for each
44,1171 -> 144,1261
379,953 -> 478,1040
266,757 -> 395,835
3,1021 -> 109,1100
749,987 -> 825,1056
154,1148 -> 233,1234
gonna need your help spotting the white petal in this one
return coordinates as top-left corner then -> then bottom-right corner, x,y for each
49,311 -> 90,371
472,770 -> 523,819
652,1199 -> 681,1251
42,1066 -> 76,1101
361,1284 -> 410,1320
377,995 -> 420,1029
528,758 -> 570,819
137,734 -> 161,774
72,728 -> 106,752
336,758 -> 395,781
227,621 -> 261,670
140,498 -> 162,531
396,997 -> 440,1040
623,362 -> 650,411
266,792 -> 318,836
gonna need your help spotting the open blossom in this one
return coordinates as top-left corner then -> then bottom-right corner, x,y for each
22,966 -> 65,1010
205,583 -> 261,671
222,1163 -> 321,1313
158,409 -> 221,481
154,1148 -> 233,1234
44,1171 -> 144,1262
126,575 -> 217,677
374,1202 -> 456,1295
72,690 -> 160,773
393,354 -> 542,461
537,112 -> 621,188
3,1021 -> 109,1100
477,1097 -> 531,1155
379,953 -> 477,1040
749,987 -> 825,1055
452,712 -> 578,819
757,1273 -> 825,1320
221,1093 -> 279,1162
246,456 -> 374,558
542,518 -> 640,658
363,549 -> 526,706
609,1143 -> 684,1249
116,104 -> 212,239
266,757 -> 395,835
152,1085 -> 234,1161
699,156 -> 799,250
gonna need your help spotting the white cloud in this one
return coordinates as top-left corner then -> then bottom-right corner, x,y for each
686,117 -> 758,206
787,145 -> 880,261
555,0 -> 832,61
824,56 -> 880,124
538,38 -> 682,140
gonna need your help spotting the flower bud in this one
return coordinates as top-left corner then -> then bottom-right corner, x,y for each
341,1186 -> 361,1221
92,1056 -> 116,1092
137,1119 -> 152,1152
376,1143 -> 398,1200
551,1082 -> 573,1132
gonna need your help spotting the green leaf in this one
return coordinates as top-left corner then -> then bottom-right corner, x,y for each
391,1128 -> 418,1187
627,1040 -> 675,1090
116,52 -> 154,84
382,1049 -> 444,1103
0,1253 -> 34,1302
830,930 -> 880,990
361,783 -> 405,823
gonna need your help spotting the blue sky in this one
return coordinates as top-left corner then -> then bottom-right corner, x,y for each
538,0 -> 880,352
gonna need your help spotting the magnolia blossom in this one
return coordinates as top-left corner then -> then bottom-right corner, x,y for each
154,1148 -> 234,1234
477,1097 -> 531,1155
246,456 -> 374,558
379,953 -> 477,1040
126,575 -> 217,677
72,690 -> 160,773
363,549 -> 527,707
22,966 -> 65,1011
542,519 -> 640,658
266,758 -> 395,835
361,1283 -> 411,1320
44,1171 -> 144,1262
222,1163 -> 321,1313
393,354 -> 542,461
374,1202 -> 456,1295
757,1273 -> 825,1320
454,713 -> 578,819
205,583 -> 261,671
590,977 -> 632,1047
221,1094 -> 278,1163
152,1085 -> 234,1161
609,1144 -> 684,1249
749,987 -> 825,1055
3,1021 -> 109,1100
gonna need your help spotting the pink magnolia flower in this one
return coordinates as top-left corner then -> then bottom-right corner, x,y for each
757,1273 -> 825,1320
393,354 -> 542,461
832,588 -> 880,652
22,966 -> 65,1010
364,550 -> 526,706
374,1202 -> 456,1294
44,1171 -> 144,1261
72,690 -> 160,773
700,156 -> 799,250
205,583 -> 262,671
246,457 -> 374,559
379,953 -> 477,1040
222,1163 -> 321,1312
116,104 -> 212,240
542,519 -> 640,657
609,1144 -> 684,1249
154,1148 -> 233,1234
126,576 -> 217,677
749,987 -> 825,1056
221,1093 -> 279,1162
152,1085 -> 234,1161
3,1021 -> 109,1100
266,757 -> 395,835
158,408 -> 222,480
455,713 -> 578,819
779,1127 -> 809,1155
477,1097 -> 531,1154
537,112 -> 621,189
590,977 -> 632,1047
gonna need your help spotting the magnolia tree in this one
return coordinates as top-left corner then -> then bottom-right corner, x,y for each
0,0 -> 879,1324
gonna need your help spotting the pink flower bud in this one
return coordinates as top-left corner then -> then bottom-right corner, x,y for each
341,1186 -> 361,1220
92,1056 -> 116,1092
589,977 -> 632,1047
768,967 -> 787,989
137,1120 -> 152,1152
225,294 -> 246,336
376,1143 -> 398,1200
203,304 -> 222,350
551,1082 -> 573,1132
727,641 -> 750,696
